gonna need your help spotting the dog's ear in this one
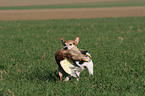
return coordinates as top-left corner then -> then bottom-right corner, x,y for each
61,38 -> 66,45
74,37 -> 80,45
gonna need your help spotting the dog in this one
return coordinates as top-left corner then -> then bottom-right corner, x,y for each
55,37 -> 93,81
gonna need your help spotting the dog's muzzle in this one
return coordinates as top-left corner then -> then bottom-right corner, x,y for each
64,46 -> 68,50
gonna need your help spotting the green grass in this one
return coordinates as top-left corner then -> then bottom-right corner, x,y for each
0,17 -> 145,95
0,0 -> 145,10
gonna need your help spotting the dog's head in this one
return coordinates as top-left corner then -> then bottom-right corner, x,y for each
61,37 -> 80,50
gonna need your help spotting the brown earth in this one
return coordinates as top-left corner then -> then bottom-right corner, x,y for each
0,7 -> 145,21
0,0 -> 126,7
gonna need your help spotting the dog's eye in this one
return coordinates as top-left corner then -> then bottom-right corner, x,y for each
69,44 -> 72,46
73,43 -> 75,45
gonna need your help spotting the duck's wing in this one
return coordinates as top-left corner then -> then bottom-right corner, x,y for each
79,49 -> 88,54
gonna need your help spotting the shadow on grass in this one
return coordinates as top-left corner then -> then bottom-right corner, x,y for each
27,69 -> 59,83
0,65 -> 5,70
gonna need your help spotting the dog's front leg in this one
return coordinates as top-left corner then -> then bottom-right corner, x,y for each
59,71 -> 63,81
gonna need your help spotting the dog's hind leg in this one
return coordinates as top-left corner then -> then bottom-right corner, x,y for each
63,75 -> 71,81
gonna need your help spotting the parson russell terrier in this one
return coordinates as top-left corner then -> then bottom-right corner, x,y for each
55,37 -> 93,81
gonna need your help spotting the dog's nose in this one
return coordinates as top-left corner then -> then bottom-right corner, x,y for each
64,46 -> 68,50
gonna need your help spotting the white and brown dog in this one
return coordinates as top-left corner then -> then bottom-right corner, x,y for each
55,37 -> 93,81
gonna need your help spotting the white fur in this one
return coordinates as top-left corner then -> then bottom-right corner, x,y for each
75,53 -> 93,75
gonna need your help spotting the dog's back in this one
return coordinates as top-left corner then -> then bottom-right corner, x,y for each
55,48 -> 65,69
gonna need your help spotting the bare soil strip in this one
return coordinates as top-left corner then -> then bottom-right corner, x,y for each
0,7 -> 145,21
0,0 -> 125,7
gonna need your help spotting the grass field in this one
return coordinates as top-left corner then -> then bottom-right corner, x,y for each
0,0 -> 145,10
0,17 -> 145,95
